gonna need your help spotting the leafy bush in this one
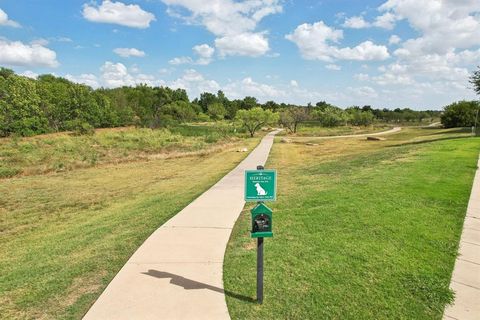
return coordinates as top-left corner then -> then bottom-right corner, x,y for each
441,100 -> 479,128
66,120 -> 95,136
347,109 -> 375,126
312,106 -> 348,127
207,102 -> 226,120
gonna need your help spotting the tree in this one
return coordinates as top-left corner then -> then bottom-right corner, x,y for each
236,107 -> 278,137
263,100 -> 279,112
160,101 -> 197,123
240,96 -> 258,110
347,109 -> 375,126
279,107 -> 309,133
207,102 -> 226,120
315,101 -> 334,111
0,74 -> 47,136
312,106 -> 348,127
441,100 -> 479,128
198,92 -> 217,113
470,66 -> 480,96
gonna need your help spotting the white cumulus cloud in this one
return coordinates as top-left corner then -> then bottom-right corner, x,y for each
162,0 -> 281,57
0,8 -> 20,27
372,12 -> 397,30
215,32 -> 269,57
20,70 -> 39,79
286,21 -> 389,62
193,44 -> 215,65
113,47 -> 146,58
325,64 -> 341,71
170,69 -> 220,95
100,61 -> 164,87
169,56 -> 194,65
0,39 -> 58,67
388,35 -> 401,45
169,44 -> 216,66
83,1 -> 155,29
224,77 -> 285,100
65,73 -> 100,88
343,16 -> 370,29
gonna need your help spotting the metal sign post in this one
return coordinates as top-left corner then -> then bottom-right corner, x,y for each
256,165 -> 264,304
245,165 -> 277,304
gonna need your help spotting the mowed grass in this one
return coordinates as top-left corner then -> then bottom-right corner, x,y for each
0,124 -> 240,179
224,127 -> 478,319
286,123 -> 392,137
0,131 -> 260,319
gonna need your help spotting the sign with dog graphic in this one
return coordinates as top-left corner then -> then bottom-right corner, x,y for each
244,169 -> 277,201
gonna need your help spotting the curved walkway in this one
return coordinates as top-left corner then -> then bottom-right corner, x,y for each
83,130 -> 280,320
293,126 -> 402,140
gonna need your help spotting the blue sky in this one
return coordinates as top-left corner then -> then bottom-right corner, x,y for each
0,0 -> 479,109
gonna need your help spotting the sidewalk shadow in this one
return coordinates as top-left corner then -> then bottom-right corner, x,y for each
142,269 -> 256,303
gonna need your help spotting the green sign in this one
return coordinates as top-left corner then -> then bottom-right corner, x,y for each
245,170 -> 277,202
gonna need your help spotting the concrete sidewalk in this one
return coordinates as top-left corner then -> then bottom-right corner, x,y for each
443,155 -> 480,320
83,130 -> 280,320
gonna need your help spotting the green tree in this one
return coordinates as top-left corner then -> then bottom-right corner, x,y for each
37,75 -> 76,131
279,107 -> 309,133
347,109 -> 375,126
207,102 -> 226,120
470,66 -> 480,96
312,106 -> 348,127
198,92 -> 217,113
240,96 -> 258,110
441,100 -> 479,128
0,74 -> 47,136
235,107 -> 278,137
160,101 -> 197,123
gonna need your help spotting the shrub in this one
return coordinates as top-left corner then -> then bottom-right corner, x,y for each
66,119 -> 95,136
441,100 -> 479,128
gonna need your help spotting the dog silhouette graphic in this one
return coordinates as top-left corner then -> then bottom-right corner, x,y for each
254,182 -> 267,196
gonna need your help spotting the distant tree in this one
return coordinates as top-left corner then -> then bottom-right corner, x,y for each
279,107 -> 309,133
240,96 -> 258,110
263,100 -> 279,112
312,106 -> 348,127
160,101 -> 197,123
470,66 -> 480,96
236,107 -> 278,137
361,105 -> 373,112
0,67 -> 15,79
441,100 -> 479,128
224,100 -> 239,119
347,109 -> 375,126
207,102 -> 226,120
198,92 -> 217,113
171,88 -> 189,102
315,101 -> 333,111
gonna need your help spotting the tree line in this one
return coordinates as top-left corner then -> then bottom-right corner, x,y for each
0,67 -> 449,137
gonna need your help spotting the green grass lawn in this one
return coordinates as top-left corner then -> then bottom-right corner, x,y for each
224,127 -> 478,319
0,128 -> 259,319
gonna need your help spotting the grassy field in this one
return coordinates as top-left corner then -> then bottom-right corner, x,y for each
224,127 -> 478,319
0,127 -> 259,319
0,123 -> 240,179
284,123 -> 392,137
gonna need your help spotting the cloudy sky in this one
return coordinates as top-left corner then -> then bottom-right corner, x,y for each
0,0 -> 479,109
